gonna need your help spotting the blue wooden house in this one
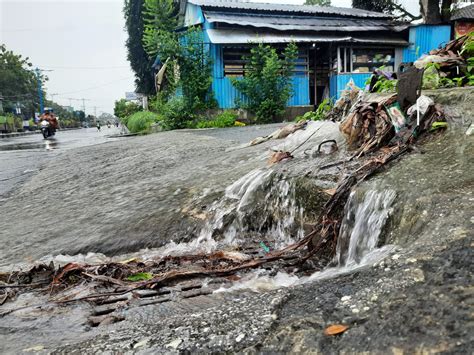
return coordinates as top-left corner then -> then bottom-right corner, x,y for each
176,0 -> 452,110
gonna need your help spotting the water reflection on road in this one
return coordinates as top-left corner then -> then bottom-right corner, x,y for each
0,127 -> 123,197
0,127 -> 121,152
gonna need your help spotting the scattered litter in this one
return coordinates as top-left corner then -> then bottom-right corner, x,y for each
324,324 -> 349,336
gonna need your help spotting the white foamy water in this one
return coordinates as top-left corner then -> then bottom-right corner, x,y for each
336,189 -> 396,266
215,189 -> 397,293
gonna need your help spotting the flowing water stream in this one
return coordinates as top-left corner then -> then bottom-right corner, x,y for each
215,188 -> 397,292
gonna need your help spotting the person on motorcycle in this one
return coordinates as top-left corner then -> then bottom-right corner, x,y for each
39,109 -> 59,132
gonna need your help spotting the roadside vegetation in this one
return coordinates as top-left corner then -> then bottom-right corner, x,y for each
0,45 -> 84,132
118,0 -> 298,134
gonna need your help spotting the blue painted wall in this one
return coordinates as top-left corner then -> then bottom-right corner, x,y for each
330,73 -> 371,100
403,25 -> 452,63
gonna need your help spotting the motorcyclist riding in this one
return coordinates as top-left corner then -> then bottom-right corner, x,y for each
39,108 -> 59,133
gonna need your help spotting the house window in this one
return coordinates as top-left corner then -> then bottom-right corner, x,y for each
223,47 -> 309,77
338,47 -> 395,73
223,48 -> 250,77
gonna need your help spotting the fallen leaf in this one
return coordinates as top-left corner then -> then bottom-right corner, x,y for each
126,272 -> 153,282
120,258 -> 138,264
269,151 -> 293,164
324,324 -> 349,336
323,188 -> 337,196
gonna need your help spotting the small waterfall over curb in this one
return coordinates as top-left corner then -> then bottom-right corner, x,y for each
336,189 -> 397,267
197,168 -> 305,250
215,188 -> 397,293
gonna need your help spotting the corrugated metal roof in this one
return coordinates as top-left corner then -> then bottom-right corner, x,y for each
205,11 -> 406,32
188,0 -> 392,19
451,4 -> 474,21
207,28 -> 409,45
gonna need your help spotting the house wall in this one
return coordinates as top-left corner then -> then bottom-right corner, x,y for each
329,73 -> 371,99
402,25 -> 452,63
208,41 -> 310,109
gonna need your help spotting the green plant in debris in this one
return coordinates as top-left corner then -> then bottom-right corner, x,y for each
126,272 -> 153,281
231,42 -> 298,123
422,63 -> 441,90
373,76 -> 397,93
460,32 -> 474,58
296,98 -> 333,122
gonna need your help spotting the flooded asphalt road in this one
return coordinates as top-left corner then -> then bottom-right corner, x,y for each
0,127 -> 122,198
0,124 -> 284,269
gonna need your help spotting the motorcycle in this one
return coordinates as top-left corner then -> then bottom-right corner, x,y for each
40,120 -> 55,139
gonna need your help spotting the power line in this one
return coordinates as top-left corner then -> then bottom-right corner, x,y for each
53,76 -> 135,96
39,65 -> 131,70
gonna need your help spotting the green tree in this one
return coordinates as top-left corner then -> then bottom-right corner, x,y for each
232,43 -> 298,123
114,98 -> 142,118
0,45 -> 46,118
178,28 -> 215,112
352,0 -> 420,20
305,0 -> 331,6
123,0 -> 155,95
142,0 -> 178,57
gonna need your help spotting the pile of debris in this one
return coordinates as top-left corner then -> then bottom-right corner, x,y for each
415,33 -> 474,89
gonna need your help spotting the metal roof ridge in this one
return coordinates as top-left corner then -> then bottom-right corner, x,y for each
187,0 -> 393,19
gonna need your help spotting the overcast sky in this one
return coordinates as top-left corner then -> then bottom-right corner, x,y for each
1,0 -> 420,115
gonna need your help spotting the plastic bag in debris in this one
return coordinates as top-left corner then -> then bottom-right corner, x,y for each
414,54 -> 449,69
407,95 -> 434,117
333,79 -> 361,114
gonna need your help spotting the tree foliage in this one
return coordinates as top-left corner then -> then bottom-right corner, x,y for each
0,44 -> 46,118
178,28 -> 216,112
142,0 -> 178,57
123,0 -> 155,95
114,98 -> 142,118
352,0 -> 398,13
232,42 -> 298,123
305,0 -> 331,6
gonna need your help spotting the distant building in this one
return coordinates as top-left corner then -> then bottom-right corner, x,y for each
451,4 -> 474,38
62,105 -> 74,113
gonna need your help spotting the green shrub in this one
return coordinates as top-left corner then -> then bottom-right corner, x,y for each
195,110 -> 238,128
160,97 -> 196,130
231,42 -> 298,123
126,111 -> 160,133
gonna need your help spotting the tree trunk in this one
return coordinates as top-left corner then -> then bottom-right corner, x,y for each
441,0 -> 453,22
419,0 -> 442,24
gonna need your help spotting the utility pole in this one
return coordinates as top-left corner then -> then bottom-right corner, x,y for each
35,68 -> 44,114
79,98 -> 91,114
34,68 -> 53,114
